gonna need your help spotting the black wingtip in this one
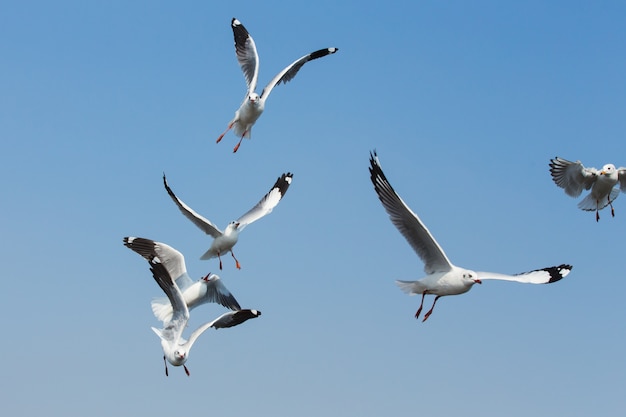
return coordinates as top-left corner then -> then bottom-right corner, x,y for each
545,264 -> 573,283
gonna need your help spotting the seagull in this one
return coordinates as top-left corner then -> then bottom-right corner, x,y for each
147,261 -> 260,376
368,151 -> 572,322
216,17 -> 338,152
123,237 -> 242,322
163,172 -> 293,269
549,157 -> 626,221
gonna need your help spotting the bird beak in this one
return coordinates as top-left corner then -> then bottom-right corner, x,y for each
474,279 -> 482,284
600,170 -> 606,175
235,222 -> 241,228
202,273 -> 211,281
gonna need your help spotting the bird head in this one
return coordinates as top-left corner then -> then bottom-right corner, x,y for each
463,271 -> 482,285
248,93 -> 260,103
600,164 -> 616,176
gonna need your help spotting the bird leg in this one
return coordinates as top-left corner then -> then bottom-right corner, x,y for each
216,123 -> 234,144
231,250 -> 241,269
596,200 -> 600,222
233,135 -> 245,153
184,365 -> 190,376
163,355 -> 169,377
422,296 -> 441,322
414,292 -> 427,320
217,252 -> 223,270
609,195 -> 615,217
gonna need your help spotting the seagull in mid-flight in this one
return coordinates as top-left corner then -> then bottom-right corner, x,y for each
125,237 -> 261,376
216,17 -> 338,152
163,172 -> 293,269
549,157 -> 626,221
369,151 -> 572,322
123,237 -> 241,322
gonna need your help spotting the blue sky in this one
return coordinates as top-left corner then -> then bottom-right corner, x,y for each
2,1 -> 626,415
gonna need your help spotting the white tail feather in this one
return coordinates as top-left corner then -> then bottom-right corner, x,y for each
151,297 -> 174,323
578,188 -> 620,211
395,280 -> 425,295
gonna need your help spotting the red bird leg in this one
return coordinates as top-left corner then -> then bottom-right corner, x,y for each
423,296 -> 441,322
163,355 -> 168,377
231,251 -> 241,269
217,253 -> 223,270
233,136 -> 245,153
216,123 -> 233,143
596,209 -> 600,222
184,365 -> 190,376
609,196 -> 615,217
415,293 -> 427,319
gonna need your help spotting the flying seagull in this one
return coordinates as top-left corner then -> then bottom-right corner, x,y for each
125,239 -> 261,376
163,172 -> 293,269
549,157 -> 626,221
123,237 -> 241,322
216,17 -> 338,152
369,151 -> 572,322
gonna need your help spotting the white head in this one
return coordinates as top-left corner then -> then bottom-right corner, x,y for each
462,270 -> 482,286
167,348 -> 187,366
601,164 -> 616,177
248,93 -> 260,104
224,221 -> 241,235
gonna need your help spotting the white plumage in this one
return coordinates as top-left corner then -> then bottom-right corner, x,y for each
369,151 -> 571,322
549,156 -> 626,221
216,17 -> 338,152
163,172 -> 293,269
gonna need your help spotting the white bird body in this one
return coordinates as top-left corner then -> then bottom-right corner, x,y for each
200,222 -> 240,261
163,173 -> 293,270
369,151 -> 572,322
124,236 -> 261,376
549,157 -> 626,221
216,17 -> 338,152
123,237 -> 241,322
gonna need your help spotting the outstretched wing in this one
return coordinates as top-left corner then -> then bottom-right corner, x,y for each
148,261 -> 189,343
368,151 -> 453,274
617,167 -> 626,192
186,309 -> 262,351
124,237 -> 193,291
476,264 -> 572,284
260,47 -> 338,100
231,18 -> 259,95
236,173 -> 293,230
198,274 -> 242,311
163,174 -> 223,238
549,157 -> 598,197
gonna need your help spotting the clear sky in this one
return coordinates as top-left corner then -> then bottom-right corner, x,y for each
2,1 -> 625,416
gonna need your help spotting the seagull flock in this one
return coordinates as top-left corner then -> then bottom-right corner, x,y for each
124,17 -> 624,375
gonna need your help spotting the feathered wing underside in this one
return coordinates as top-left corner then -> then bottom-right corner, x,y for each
578,188 -> 620,211
186,309 -> 261,351
231,18 -> 259,94
236,172 -> 293,229
260,47 -> 338,100
202,275 -> 242,311
617,168 -> 626,192
368,151 -> 453,274
149,262 -> 189,343
163,174 -> 223,238
549,157 -> 598,197
477,264 -> 572,284
150,277 -> 242,322
123,237 -> 193,290
395,280 -> 428,295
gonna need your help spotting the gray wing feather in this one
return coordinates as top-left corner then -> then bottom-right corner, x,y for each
549,157 -> 597,197
236,173 -> 293,229
368,151 -> 453,274
260,48 -> 338,100
163,174 -> 223,238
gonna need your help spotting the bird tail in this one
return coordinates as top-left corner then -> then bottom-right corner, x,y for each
577,188 -> 620,211
151,297 -> 174,323
151,327 -> 165,341
395,280 -> 426,295
200,248 -> 217,260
